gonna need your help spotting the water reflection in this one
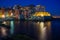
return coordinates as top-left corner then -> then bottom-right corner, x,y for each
2,21 -> 14,34
35,21 -> 51,40
10,21 -> 14,34
1,21 -> 51,40
1,27 -> 7,37
29,21 -> 51,40
39,22 -> 46,40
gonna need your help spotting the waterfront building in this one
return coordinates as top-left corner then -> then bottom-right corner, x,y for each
23,6 -> 29,19
28,4 -> 35,16
0,8 -> 5,19
8,8 -> 13,17
30,12 -> 51,21
4,7 -> 14,20
13,5 -> 22,20
33,12 -> 50,16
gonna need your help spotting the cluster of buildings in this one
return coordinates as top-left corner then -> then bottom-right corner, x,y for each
0,5 -> 51,39
0,5 -> 47,20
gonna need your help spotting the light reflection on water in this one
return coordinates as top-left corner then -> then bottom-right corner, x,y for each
2,21 -> 51,40
38,22 -> 46,40
32,21 -> 51,40
10,21 -> 14,34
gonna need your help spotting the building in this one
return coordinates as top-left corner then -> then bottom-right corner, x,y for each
35,5 -> 45,12
30,12 -> 51,21
0,8 -> 5,19
33,12 -> 50,16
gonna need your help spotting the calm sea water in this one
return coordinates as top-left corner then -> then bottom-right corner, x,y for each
0,20 -> 60,40
51,20 -> 60,40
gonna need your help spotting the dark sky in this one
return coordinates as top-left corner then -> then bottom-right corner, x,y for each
0,0 -> 60,16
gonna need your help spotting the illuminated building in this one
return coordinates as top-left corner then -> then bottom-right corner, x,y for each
23,7 -> 29,19
8,9 -> 12,17
30,12 -> 51,21
13,5 -> 20,20
4,8 -> 14,21
33,12 -> 51,16
14,9 -> 19,20
0,8 -> 5,19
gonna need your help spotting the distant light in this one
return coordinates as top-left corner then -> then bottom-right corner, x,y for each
2,15 -> 5,18
11,13 -> 13,16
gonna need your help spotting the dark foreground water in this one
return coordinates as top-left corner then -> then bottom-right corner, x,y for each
0,19 -> 60,40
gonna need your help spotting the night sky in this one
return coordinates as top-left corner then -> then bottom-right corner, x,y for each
0,0 -> 60,16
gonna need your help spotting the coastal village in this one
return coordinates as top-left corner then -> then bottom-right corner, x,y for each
0,5 -> 51,21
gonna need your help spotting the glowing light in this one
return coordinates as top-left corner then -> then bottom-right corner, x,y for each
40,22 -> 44,29
33,12 -> 51,17
2,15 -> 5,18
41,14 -> 44,17
2,21 -> 7,25
11,13 -> 13,16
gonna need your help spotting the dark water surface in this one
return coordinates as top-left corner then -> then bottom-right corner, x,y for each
0,20 -> 60,40
51,20 -> 60,40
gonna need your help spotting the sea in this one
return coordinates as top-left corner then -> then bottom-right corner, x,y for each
0,19 -> 60,40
